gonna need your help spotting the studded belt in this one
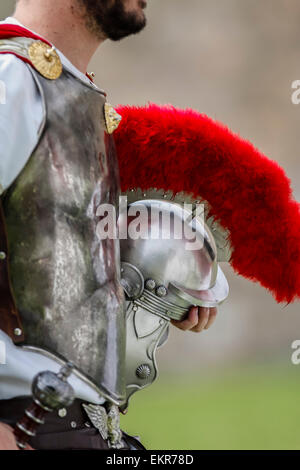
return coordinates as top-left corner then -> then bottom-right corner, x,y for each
0,396 -> 145,450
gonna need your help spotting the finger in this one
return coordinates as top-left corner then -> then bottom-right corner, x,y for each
191,307 -> 210,333
204,307 -> 217,330
171,306 -> 199,331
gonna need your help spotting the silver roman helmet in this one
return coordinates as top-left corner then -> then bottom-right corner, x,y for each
118,199 -> 229,409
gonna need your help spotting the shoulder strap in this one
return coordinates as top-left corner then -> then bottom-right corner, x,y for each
0,199 -> 25,344
0,36 -> 35,65
0,36 -> 63,81
0,23 -> 52,45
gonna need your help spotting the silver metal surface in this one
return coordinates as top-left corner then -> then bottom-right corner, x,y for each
83,402 -> 125,448
32,365 -> 75,410
134,289 -> 186,321
33,398 -> 52,412
119,199 -> 229,406
16,423 -> 36,437
122,302 -> 170,408
119,199 -> 229,312
136,364 -> 151,379
145,279 -> 156,291
156,286 -> 168,298
107,403 -> 125,449
168,266 -> 229,308
0,329 -> 107,404
82,402 -> 108,440
25,409 -> 45,425
2,62 -> 126,405
124,188 -> 232,262
25,410 -> 45,424
120,262 -> 144,299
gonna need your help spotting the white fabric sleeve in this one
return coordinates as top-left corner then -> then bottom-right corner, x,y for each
0,54 -> 44,195
0,330 -> 106,404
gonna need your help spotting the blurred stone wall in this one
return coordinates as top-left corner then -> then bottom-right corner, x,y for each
1,0 -> 300,372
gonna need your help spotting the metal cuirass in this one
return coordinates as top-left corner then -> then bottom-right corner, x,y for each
1,65 -> 126,405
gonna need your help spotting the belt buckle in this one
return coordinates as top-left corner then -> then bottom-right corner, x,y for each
82,402 -> 125,449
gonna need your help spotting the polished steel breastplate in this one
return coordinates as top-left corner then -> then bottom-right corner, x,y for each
2,67 -> 126,405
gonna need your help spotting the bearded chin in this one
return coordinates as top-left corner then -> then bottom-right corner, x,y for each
78,0 -> 147,41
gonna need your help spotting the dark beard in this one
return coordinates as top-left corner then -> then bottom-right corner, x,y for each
77,0 -> 147,41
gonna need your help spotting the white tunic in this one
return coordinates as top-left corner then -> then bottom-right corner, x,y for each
0,17 -> 105,404
0,17 -> 97,194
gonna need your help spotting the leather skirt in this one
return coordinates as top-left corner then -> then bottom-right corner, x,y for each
0,397 -> 145,450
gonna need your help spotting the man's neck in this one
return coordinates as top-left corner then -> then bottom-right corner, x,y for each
13,0 -> 105,73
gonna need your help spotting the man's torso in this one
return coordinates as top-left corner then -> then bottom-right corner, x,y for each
0,32 -> 126,405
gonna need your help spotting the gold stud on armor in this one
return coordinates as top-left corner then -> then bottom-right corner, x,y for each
28,41 -> 63,80
104,103 -> 122,134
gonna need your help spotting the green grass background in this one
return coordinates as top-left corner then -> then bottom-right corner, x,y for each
121,363 -> 300,450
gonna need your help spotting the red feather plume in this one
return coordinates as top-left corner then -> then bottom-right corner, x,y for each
0,24 -> 298,303
115,104 -> 300,304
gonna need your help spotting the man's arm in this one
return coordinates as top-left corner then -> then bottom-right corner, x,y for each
0,423 -> 33,450
0,54 -> 43,450
0,53 -> 43,194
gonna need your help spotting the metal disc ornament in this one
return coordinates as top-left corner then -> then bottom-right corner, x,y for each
28,41 -> 62,80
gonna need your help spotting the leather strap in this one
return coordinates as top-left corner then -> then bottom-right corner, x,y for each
0,199 -> 25,343
0,397 -> 146,450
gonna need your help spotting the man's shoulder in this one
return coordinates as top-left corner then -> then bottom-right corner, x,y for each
0,51 -> 42,109
0,51 -> 27,67
0,51 -> 33,84
0,17 -> 36,75
0,50 -> 45,196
